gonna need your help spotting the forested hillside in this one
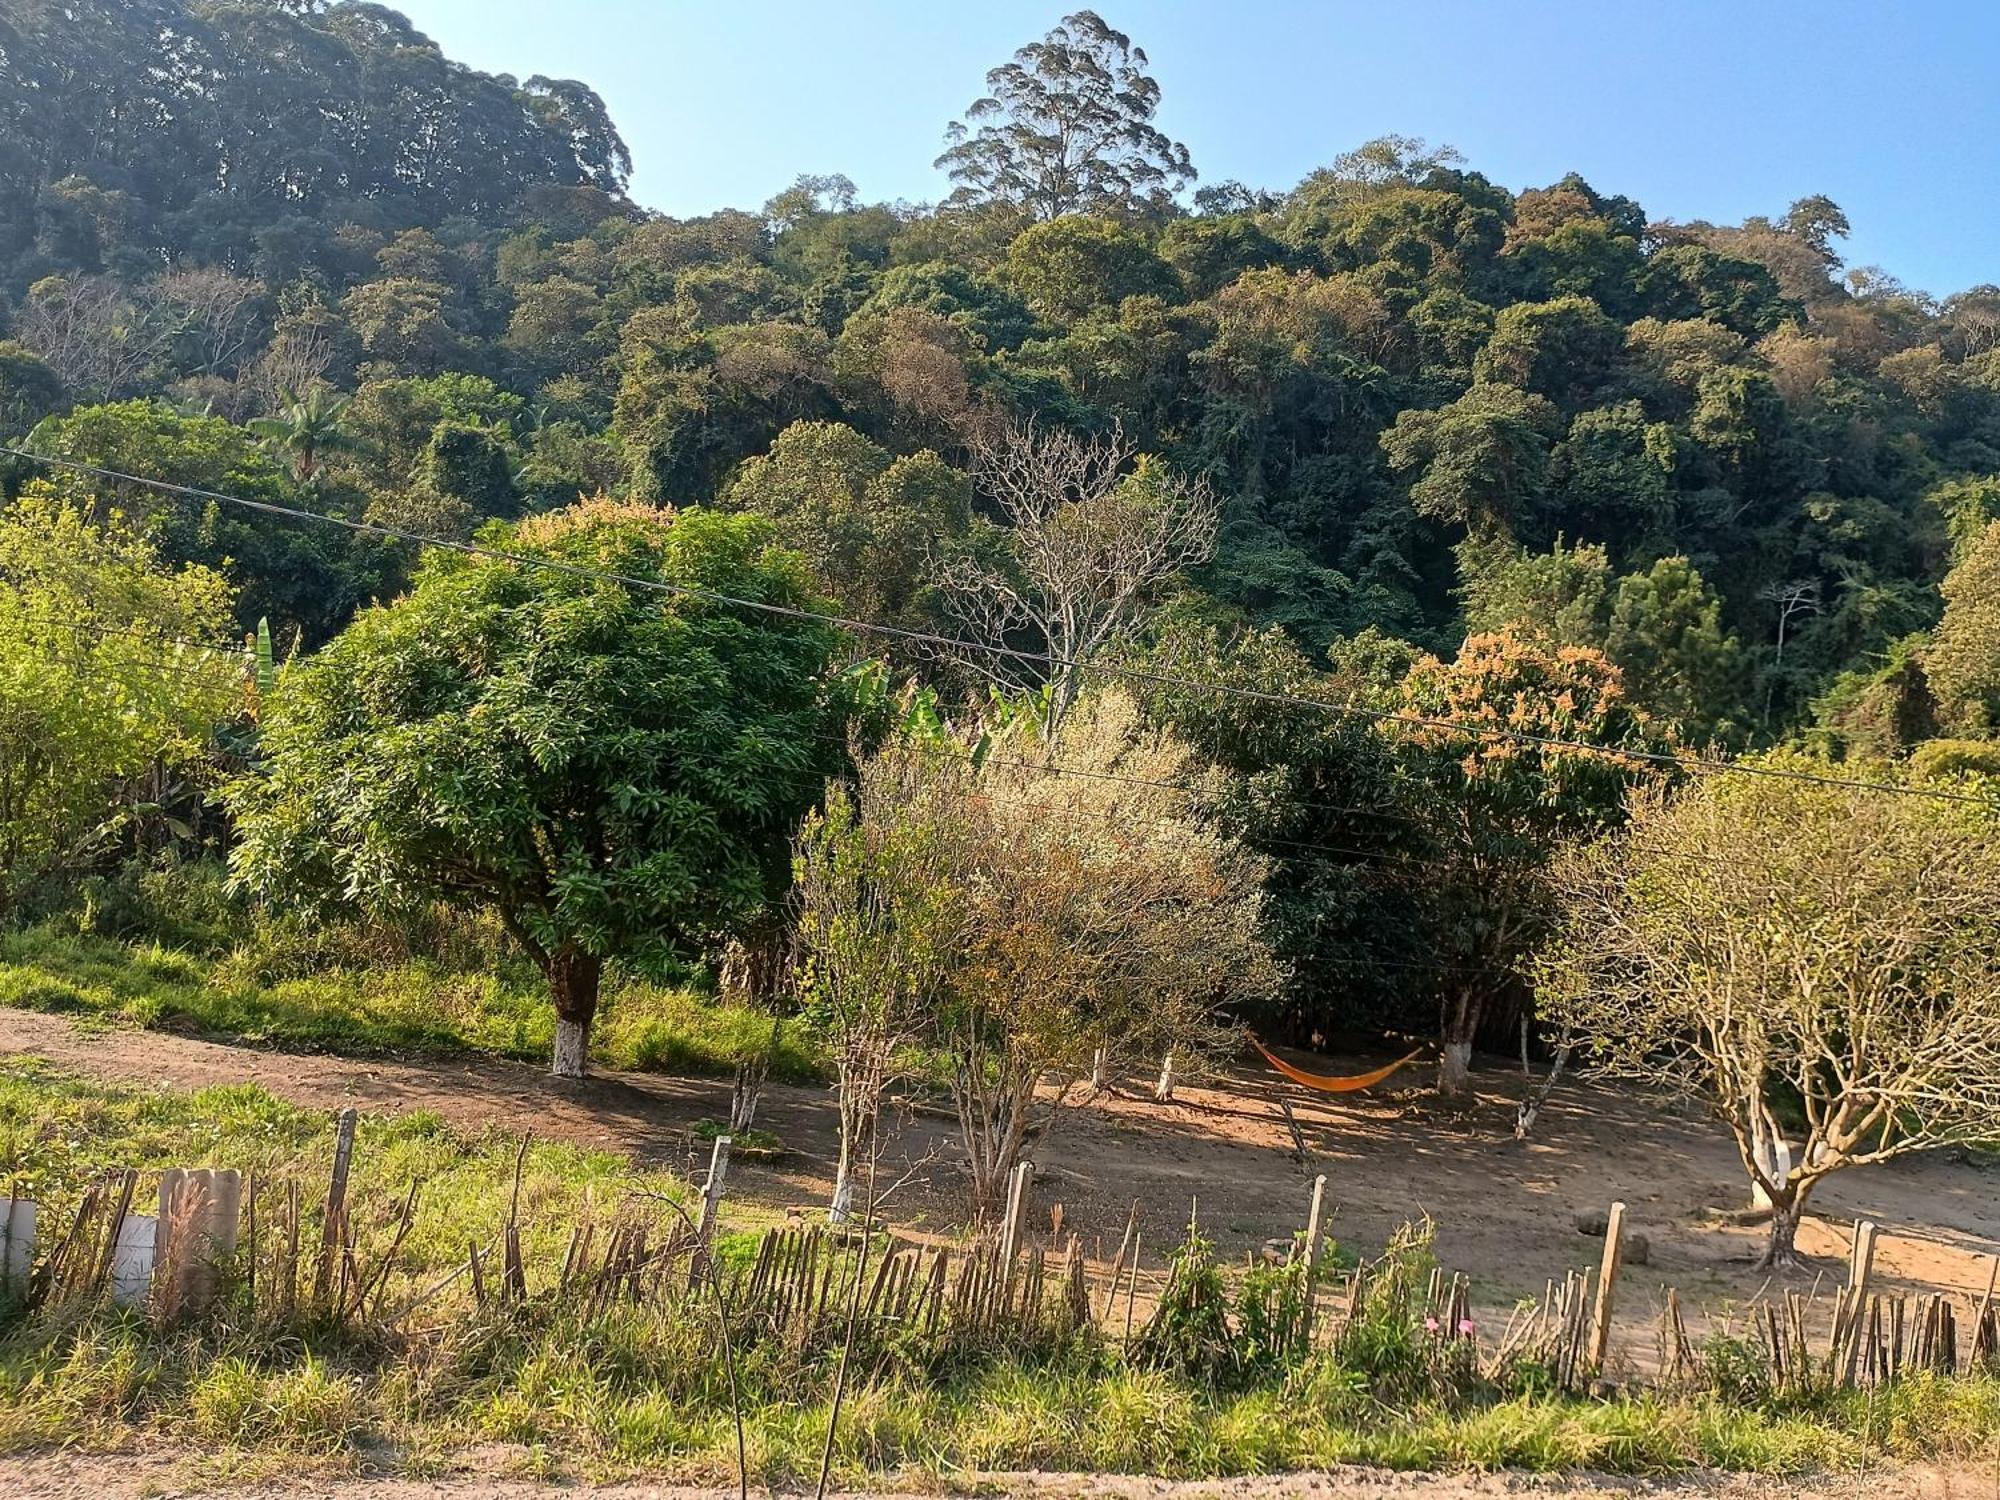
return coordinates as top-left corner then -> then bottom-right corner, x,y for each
4,2 -> 1998,1061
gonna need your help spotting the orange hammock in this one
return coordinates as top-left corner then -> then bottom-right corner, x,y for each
1249,1036 -> 1425,1095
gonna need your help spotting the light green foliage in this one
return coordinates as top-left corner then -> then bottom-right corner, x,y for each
851,261 -> 1037,352
1472,295 -> 1623,409
722,420 -> 971,628
1925,475 -> 2000,561
1004,215 -> 1178,324
0,493 -> 240,902
1455,535 -> 1612,646
225,500 -> 849,1073
1929,520 -> 2000,733
340,373 -> 527,493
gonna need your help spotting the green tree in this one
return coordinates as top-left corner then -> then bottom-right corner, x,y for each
1380,382 -> 1558,536
722,420 -> 972,631
24,400 -> 382,642
1455,534 -> 1612,645
937,10 -> 1195,220
1004,215 -> 1177,324
1472,295 -> 1623,409
1928,519 -> 2000,733
226,500 -> 850,1078
1604,555 -> 1745,743
0,342 -> 67,436
1396,629 -> 1667,1095
0,490 -> 241,906
246,387 -> 356,483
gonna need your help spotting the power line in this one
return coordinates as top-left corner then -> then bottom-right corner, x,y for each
8,445 -> 1996,810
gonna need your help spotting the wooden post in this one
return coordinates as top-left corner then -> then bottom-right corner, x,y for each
1585,1201 -> 1626,1376
1838,1219 -> 1879,1387
1099,1200 -> 1139,1323
313,1108 -> 358,1306
697,1135 -> 732,1245
997,1159 -> 1032,1279
1299,1172 -> 1329,1348
1299,1173 -> 1328,1343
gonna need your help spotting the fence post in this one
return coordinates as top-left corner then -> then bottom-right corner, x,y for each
698,1135 -> 732,1245
313,1108 -> 358,1307
1585,1200 -> 1626,1377
1299,1172 -> 1329,1346
1838,1219 -> 1879,1387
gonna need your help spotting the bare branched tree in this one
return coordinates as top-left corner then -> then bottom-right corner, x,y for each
1537,772 -> 2000,1270
249,323 -> 337,412
156,267 -> 265,379
17,274 -> 180,398
791,738 -> 969,1224
943,416 -> 1218,734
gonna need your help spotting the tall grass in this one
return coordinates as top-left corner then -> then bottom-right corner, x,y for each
0,1062 -> 1994,1482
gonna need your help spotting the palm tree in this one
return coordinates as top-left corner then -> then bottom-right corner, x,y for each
249,386 -> 355,483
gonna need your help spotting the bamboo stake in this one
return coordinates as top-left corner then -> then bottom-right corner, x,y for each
313,1108 -> 358,1307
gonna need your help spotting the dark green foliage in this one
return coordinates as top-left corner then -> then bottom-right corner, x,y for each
5,0 -> 1999,1080
224,501 -> 852,1069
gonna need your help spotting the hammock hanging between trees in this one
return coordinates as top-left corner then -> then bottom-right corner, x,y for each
1249,1036 -> 1425,1094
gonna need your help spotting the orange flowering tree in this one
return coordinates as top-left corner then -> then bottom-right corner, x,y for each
1393,628 -> 1673,1095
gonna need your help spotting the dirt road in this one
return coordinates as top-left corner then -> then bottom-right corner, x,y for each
3,1452 -> 1996,1500
3,1005 -> 1997,1368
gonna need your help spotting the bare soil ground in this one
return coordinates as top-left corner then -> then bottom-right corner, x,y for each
2,1450 -> 1995,1500
2,1007 -> 1997,1371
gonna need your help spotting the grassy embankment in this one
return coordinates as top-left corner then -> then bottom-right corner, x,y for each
0,1059 -> 1993,1485
0,924 -> 820,1083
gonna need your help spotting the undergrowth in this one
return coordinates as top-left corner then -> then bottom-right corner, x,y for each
0,1062 -> 1994,1483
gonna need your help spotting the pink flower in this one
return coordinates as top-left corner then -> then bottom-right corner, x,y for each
1424,1316 -> 1439,1332
1458,1317 -> 1477,1336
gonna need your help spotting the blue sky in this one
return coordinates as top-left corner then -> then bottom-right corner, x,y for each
394,0 -> 1998,298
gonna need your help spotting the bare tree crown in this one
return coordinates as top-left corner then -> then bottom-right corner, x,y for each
942,416 -> 1218,728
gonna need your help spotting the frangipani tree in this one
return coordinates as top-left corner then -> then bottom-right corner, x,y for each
1536,761 -> 2000,1268
228,500 -> 848,1077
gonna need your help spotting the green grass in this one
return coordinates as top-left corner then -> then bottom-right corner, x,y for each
0,1062 -> 1994,1484
0,926 -> 824,1083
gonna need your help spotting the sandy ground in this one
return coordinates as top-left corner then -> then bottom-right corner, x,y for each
1,1451 -> 1996,1500
2,1006 -> 1997,1371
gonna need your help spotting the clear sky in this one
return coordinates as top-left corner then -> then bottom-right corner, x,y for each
392,0 -> 1997,298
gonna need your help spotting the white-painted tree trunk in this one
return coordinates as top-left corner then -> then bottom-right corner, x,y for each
1091,1048 -> 1107,1091
552,1017 -> 590,1079
1437,1040 -> 1472,1098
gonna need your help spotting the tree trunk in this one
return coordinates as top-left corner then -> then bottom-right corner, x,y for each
1758,1193 -> 1809,1271
1436,988 -> 1480,1098
547,949 -> 602,1080
830,1116 -> 857,1225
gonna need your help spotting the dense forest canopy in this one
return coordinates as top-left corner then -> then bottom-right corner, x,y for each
4,1 -> 1999,1066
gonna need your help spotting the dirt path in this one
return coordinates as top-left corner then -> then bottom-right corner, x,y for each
3,1452 -> 1995,1500
4,1006 -> 1998,1367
